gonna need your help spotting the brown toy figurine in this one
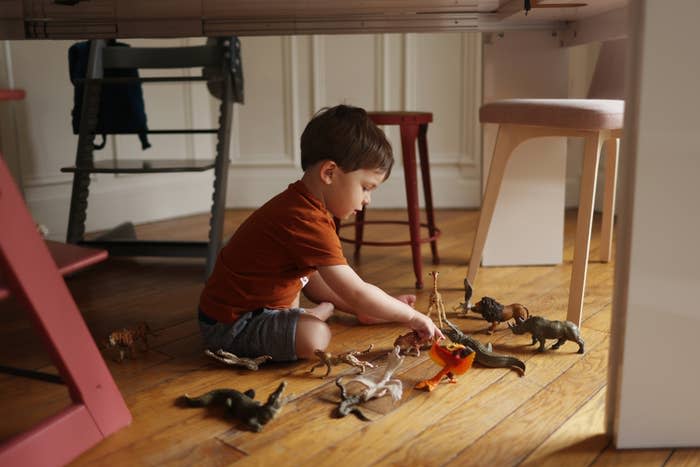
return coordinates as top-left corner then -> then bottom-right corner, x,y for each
205,349 -> 272,371
426,271 -> 448,328
508,316 -> 585,354
453,277 -> 474,315
393,331 -> 434,357
308,345 -> 375,377
468,296 -> 530,334
103,322 -> 156,362
179,381 -> 287,432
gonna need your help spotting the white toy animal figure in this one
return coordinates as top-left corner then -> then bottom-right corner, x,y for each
335,346 -> 405,421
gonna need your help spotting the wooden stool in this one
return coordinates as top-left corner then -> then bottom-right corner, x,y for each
336,111 -> 440,289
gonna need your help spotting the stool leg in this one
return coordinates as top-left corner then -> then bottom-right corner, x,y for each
400,123 -> 423,289
467,124 -> 529,285
354,205 -> 366,258
418,123 -> 439,265
567,132 -> 604,327
599,137 -> 619,263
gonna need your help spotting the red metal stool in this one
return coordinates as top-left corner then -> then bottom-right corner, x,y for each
336,111 -> 440,289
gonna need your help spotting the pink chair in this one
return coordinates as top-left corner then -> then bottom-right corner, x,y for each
468,39 -> 626,327
0,144 -> 131,463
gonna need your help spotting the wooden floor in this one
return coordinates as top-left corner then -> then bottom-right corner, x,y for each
1,209 -> 697,466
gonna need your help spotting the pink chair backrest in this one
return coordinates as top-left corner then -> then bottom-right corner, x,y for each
587,39 -> 627,100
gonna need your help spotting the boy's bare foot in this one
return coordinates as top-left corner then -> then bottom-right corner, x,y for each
306,302 -> 334,321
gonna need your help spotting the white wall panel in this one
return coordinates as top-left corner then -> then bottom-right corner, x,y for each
237,36 -> 295,165
2,32 -> 485,239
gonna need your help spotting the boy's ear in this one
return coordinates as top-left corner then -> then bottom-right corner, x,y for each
319,160 -> 338,185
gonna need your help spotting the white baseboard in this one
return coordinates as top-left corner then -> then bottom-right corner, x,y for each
26,165 -> 481,241
26,172 -> 214,241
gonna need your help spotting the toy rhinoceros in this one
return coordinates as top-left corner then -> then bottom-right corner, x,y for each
508,316 -> 584,354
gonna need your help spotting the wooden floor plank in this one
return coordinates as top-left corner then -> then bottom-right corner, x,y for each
443,336 -> 611,466
0,208 -> 652,465
589,447 -> 671,467
665,449 -> 700,467
519,387 -> 609,467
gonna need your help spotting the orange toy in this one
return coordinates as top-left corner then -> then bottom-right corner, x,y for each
415,342 -> 475,392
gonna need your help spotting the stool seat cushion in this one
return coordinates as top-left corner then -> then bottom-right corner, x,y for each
480,98 -> 624,130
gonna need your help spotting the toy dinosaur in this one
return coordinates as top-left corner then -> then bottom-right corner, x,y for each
205,349 -> 272,371
467,296 -> 530,334
453,277 -> 474,314
508,316 -> 585,354
442,318 -> 526,376
308,345 -> 375,377
102,321 -> 157,362
178,381 -> 287,432
415,341 -> 476,391
334,346 -> 404,421
393,331 -> 434,357
426,271 -> 448,328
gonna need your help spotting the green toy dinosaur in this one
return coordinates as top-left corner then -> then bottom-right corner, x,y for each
179,381 -> 287,432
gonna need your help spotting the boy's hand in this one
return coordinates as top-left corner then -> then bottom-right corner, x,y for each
395,294 -> 416,308
408,312 -> 445,342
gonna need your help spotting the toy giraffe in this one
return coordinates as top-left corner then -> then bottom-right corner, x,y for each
426,271 -> 448,328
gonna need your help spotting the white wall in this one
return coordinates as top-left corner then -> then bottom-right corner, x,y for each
0,33 -> 483,240
608,0 -> 700,448
480,30 -> 569,266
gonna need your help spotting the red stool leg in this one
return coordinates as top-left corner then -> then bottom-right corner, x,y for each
400,123 -> 423,289
354,206 -> 366,258
418,123 -> 439,265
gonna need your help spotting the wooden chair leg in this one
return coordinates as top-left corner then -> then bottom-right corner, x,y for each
399,123 -> 423,289
567,132 -> 604,327
467,124 -> 530,285
599,138 -> 619,263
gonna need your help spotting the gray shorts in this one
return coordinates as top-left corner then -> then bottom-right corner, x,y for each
198,308 -> 305,362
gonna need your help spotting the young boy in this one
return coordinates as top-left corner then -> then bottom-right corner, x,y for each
198,104 -> 443,362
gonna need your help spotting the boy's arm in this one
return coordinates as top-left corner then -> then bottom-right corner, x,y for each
314,264 -> 444,340
304,271 -> 415,315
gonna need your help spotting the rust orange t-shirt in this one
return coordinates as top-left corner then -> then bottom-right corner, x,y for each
199,180 -> 348,323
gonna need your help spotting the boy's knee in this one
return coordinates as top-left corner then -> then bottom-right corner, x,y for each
295,315 -> 331,359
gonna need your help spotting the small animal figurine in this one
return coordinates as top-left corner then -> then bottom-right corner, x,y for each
469,296 -> 530,334
442,318 -> 526,376
308,345 -> 375,378
453,277 -> 474,314
103,322 -> 156,362
335,346 -> 405,421
508,316 -> 585,354
205,349 -> 272,371
178,381 -> 287,432
415,342 -> 476,392
393,331 -> 434,357
426,271 -> 448,328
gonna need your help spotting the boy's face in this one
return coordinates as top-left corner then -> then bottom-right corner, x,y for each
325,167 -> 386,220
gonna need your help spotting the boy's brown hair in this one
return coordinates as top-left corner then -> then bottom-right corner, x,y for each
300,105 -> 393,178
